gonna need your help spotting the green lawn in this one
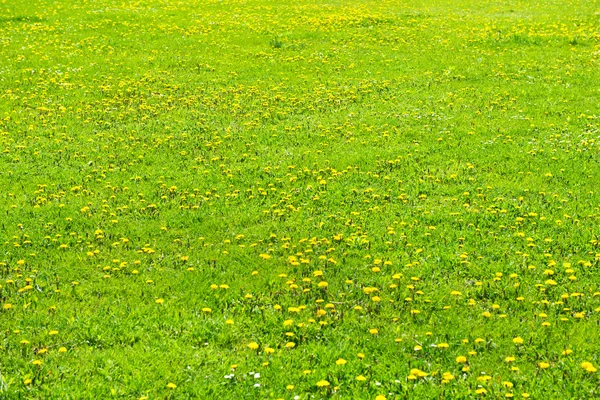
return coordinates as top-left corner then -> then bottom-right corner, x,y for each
1,0 -> 600,398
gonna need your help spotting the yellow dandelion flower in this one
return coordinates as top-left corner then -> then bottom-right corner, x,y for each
513,337 -> 524,345
442,372 -> 454,381
582,362 -> 597,373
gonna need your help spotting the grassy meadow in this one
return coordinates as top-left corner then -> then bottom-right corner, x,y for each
1,0 -> 600,398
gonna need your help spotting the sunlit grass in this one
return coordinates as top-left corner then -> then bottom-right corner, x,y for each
1,0 -> 600,398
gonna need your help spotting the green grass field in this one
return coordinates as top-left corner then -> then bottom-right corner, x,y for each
1,0 -> 600,398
